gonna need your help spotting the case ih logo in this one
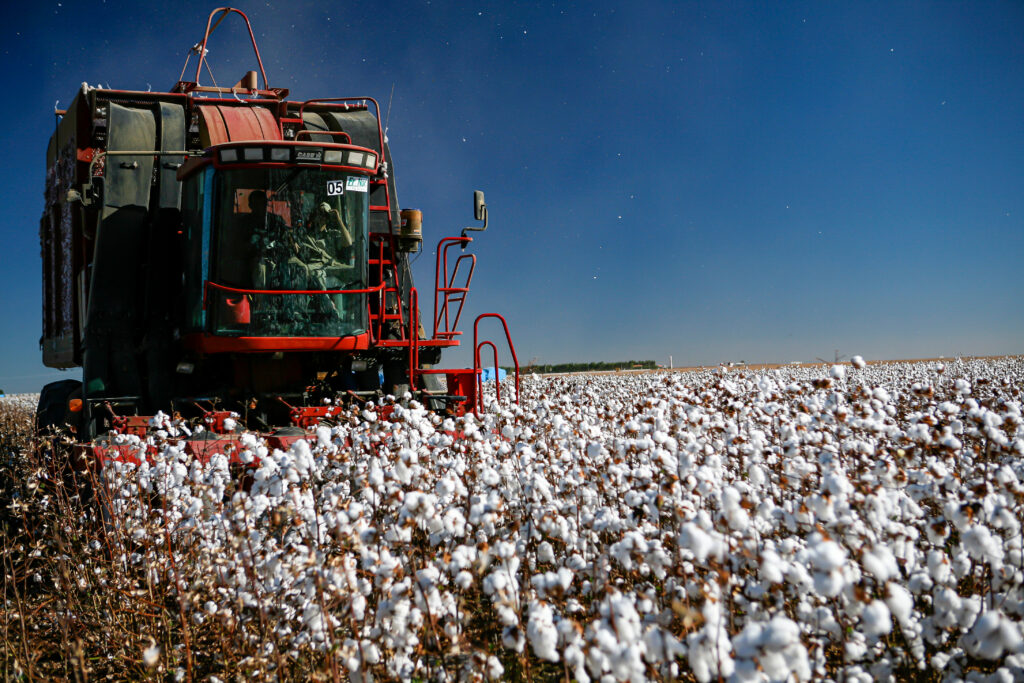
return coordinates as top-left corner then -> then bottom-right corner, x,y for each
295,149 -> 322,162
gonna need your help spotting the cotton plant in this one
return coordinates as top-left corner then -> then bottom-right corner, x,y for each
77,357 -> 1024,681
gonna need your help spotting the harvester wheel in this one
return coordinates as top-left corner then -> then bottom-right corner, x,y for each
33,380 -> 96,509
35,379 -> 82,436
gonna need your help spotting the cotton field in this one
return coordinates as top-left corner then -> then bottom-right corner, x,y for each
5,357 -> 1024,682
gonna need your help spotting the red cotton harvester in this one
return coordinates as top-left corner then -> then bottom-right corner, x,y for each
37,8 -> 519,464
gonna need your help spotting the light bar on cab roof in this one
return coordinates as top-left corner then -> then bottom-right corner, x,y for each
215,145 -> 378,169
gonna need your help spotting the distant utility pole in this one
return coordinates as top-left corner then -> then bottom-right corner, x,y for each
816,349 -> 846,364
669,355 -> 673,370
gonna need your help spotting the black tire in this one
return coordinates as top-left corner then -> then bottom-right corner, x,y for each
36,379 -> 82,435
34,379 -> 90,497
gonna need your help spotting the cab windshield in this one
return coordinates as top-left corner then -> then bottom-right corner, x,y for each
209,167 -> 369,337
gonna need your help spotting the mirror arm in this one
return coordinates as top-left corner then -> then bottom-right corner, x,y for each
461,190 -> 488,243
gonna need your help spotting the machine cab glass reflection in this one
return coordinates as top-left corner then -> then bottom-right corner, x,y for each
187,165 -> 370,338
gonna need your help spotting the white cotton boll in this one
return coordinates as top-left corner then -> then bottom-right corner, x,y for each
808,538 -> 848,598
527,601 -> 560,662
823,470 -> 853,496
760,550 -> 785,584
142,642 -> 160,668
930,651 -> 951,671
748,464 -> 766,487
852,355 -> 866,369
885,583 -> 915,629
862,545 -> 899,582
957,595 -> 982,630
938,429 -> 962,450
1001,618 -> 1024,650
502,625 -> 525,652
435,476 -> 456,497
726,505 -> 750,532
368,465 -> 384,488
643,627 -> 686,664
359,641 -> 380,665
443,508 -> 467,537
861,600 -> 892,639
831,365 -> 846,380
679,522 -> 716,563
537,541 -> 555,564
567,554 -> 586,571
962,611 -> 1023,660
486,655 -> 504,680
907,571 -> 933,595
762,615 -> 801,650
351,593 -> 367,622
687,624 -> 735,682
455,571 -> 474,590
811,606 -> 842,638
952,550 -> 972,579
845,633 -> 868,662
909,424 -> 932,445
813,569 -> 845,599
927,550 -> 952,584
809,538 -> 847,573
963,524 -> 1004,565
483,570 -> 508,595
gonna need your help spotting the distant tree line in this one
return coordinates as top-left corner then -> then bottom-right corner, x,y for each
505,360 -> 658,374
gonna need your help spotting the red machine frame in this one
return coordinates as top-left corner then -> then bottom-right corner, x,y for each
41,7 -> 522,468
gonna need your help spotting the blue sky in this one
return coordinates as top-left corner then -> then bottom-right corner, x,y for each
1,1 -> 1022,393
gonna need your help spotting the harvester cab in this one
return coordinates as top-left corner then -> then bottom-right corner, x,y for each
178,139 -> 376,346
38,8 -> 519,453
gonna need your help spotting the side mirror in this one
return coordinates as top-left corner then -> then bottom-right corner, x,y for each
474,190 -> 486,221
462,189 -> 488,240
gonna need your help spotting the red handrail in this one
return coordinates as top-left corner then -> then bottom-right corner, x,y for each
409,287 -> 420,391
204,280 -> 384,305
294,130 -> 352,144
472,313 -> 520,414
433,237 -> 475,338
474,341 -> 500,414
194,8 -> 269,90
368,234 -> 406,341
297,98 -> 384,175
